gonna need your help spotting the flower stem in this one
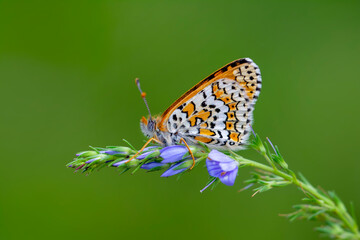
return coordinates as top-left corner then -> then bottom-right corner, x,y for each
234,155 -> 360,239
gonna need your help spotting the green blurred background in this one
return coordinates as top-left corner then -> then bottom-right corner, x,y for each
1,0 -> 359,239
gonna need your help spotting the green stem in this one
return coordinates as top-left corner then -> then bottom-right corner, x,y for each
234,155 -> 360,239
262,152 -> 277,170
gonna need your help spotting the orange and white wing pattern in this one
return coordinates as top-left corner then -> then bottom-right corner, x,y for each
159,58 -> 262,150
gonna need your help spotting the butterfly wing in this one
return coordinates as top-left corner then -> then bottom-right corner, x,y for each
159,58 -> 262,150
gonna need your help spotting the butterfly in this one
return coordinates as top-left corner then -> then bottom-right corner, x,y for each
131,58 -> 262,167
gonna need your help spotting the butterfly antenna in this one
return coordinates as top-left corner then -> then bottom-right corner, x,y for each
135,78 -> 152,118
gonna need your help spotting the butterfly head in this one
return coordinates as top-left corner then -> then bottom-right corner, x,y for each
136,78 -> 163,141
140,116 -> 157,138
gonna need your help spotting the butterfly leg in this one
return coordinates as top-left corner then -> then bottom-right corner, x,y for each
179,138 -> 196,170
125,137 -> 162,163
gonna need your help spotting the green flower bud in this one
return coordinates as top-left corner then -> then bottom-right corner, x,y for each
76,151 -> 98,158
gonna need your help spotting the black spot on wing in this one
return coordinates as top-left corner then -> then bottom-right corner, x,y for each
178,104 -> 185,111
202,91 -> 207,99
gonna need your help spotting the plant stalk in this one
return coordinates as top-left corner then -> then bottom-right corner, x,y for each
233,155 -> 360,239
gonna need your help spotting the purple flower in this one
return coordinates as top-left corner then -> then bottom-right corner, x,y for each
206,150 -> 239,186
161,161 -> 189,177
141,162 -> 167,170
160,145 -> 189,163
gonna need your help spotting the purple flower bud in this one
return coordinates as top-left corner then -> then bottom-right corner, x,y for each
200,178 -> 217,193
160,145 -> 189,163
85,157 -> 100,164
76,151 -> 97,157
85,153 -> 113,164
266,137 -> 276,152
112,159 -> 128,167
144,146 -> 158,151
206,150 -> 239,186
141,162 -> 167,170
249,124 -> 256,137
137,151 -> 155,159
161,162 -> 189,177
135,146 -> 160,160
100,150 -> 126,155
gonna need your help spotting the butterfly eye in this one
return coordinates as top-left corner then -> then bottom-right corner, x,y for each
147,119 -> 156,132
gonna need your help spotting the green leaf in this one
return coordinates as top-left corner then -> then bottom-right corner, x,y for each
122,139 -> 136,151
88,146 -> 100,153
350,202 -> 358,226
287,211 -> 304,222
118,167 -> 130,175
308,209 -> 327,221
249,134 -> 266,154
197,141 -> 210,152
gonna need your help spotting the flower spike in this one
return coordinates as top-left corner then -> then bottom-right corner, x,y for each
68,138 -> 360,239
